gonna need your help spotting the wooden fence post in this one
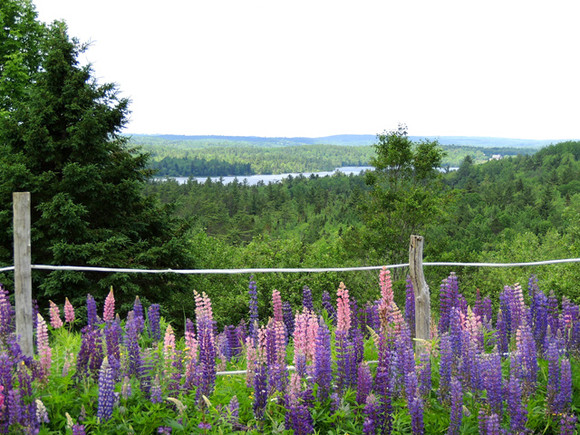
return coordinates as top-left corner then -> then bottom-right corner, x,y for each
409,235 -> 430,354
13,192 -> 33,357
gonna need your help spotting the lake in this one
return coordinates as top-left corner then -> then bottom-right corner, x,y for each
157,166 -> 374,186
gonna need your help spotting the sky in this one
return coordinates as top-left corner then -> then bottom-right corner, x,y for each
33,0 -> 580,140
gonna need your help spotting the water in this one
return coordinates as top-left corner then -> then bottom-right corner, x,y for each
155,166 -> 374,186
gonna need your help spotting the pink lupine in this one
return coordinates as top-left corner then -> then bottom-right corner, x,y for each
380,267 -> 394,307
272,289 -> 283,324
49,301 -> 63,329
184,321 -> 199,381
103,288 -> 115,323
306,313 -> 318,362
37,313 -> 52,379
245,335 -> 258,388
461,307 -> 483,351
163,324 -> 176,377
64,298 -> 75,323
337,282 -> 351,333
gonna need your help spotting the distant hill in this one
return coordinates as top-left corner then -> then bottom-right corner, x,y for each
128,133 -> 563,148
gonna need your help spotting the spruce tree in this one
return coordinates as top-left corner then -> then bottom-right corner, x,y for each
0,11 -> 191,312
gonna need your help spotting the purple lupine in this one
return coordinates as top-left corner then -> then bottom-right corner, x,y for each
396,324 -> 416,397
150,374 -> 163,403
560,413 -> 578,435
481,351 -> 503,416
439,334 -> 453,402
408,395 -> 425,435
507,375 -> 527,433
417,352 -> 431,398
375,331 -> 394,434
448,377 -> 463,435
515,324 -> 538,396
285,399 -> 314,435
302,285 -> 314,313
335,329 -> 354,392
321,290 -> 336,324
195,291 -> 216,402
133,296 -> 145,334
8,389 -> 23,427
546,291 -> 560,334
364,301 -> 379,336
351,327 -> 365,367
266,320 -> 287,394
248,276 -> 259,343
282,301 -> 295,338
86,294 -> 98,327
439,273 -> 459,334
75,325 -> 104,380
479,410 -> 502,435
104,319 -> 122,379
496,309 -> 509,356
125,313 -> 142,378
546,338 -> 560,414
356,362 -> 373,407
148,304 -> 161,341
556,358 -> 572,414
253,364 -> 268,420
405,275 -> 415,337
0,283 -> 14,336
313,318 -> 332,401
225,325 -> 240,359
72,424 -> 86,435
97,357 -> 115,422
362,394 -> 381,435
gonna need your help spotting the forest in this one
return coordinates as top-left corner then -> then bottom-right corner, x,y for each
131,134 -> 539,176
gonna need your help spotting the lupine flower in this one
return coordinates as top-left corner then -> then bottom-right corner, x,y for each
418,352 -> 432,398
285,400 -> 314,435
76,325 -> 104,380
272,289 -> 283,324
36,314 -> 51,380
8,389 -> 23,427
337,282 -> 351,333
408,395 -> 425,435
448,377 -> 463,435
302,285 -> 314,313
560,413 -> 578,435
87,294 -> 98,327
148,304 -> 161,341
121,375 -> 132,399
150,374 -> 163,403
72,424 -> 86,435
379,267 -> 394,307
313,319 -> 332,401
515,323 -> 538,395
64,298 -> 75,323
356,362 -> 373,406
195,290 -> 216,402
335,328 -> 355,392
556,358 -> 572,414
133,296 -> 145,334
479,410 -> 502,435
507,375 -> 527,433
439,273 -> 459,334
163,324 -> 176,377
158,426 -> 172,434
546,338 -> 560,414
103,288 -> 115,323
439,334 -> 453,401
321,291 -> 336,324
35,399 -> 49,424
49,300 -> 63,329
248,276 -> 259,343
253,364 -> 268,420
375,331 -> 394,434
282,301 -> 295,337
405,275 -> 415,337
362,394 -> 381,435
125,313 -> 142,378
0,283 -> 13,336
104,319 -> 122,376
97,357 -> 115,422
481,351 -> 503,416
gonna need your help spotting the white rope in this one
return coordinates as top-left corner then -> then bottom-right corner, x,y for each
17,258 -> 579,274
0,266 -> 15,273
216,360 -> 379,377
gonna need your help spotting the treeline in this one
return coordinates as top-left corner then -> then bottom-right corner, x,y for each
141,141 -> 538,177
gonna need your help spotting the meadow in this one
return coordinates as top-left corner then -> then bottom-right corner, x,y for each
0,269 -> 578,434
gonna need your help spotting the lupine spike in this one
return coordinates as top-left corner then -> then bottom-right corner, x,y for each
49,301 -> 63,329
103,288 -> 115,323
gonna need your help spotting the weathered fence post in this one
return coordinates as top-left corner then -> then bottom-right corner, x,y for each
409,235 -> 430,354
13,192 -> 33,357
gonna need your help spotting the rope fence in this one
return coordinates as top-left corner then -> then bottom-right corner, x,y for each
1,258 -> 578,275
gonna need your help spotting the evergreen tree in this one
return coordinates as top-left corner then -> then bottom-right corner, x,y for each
0,11 -> 191,311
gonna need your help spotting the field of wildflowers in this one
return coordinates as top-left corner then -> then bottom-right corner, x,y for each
0,269 -> 578,434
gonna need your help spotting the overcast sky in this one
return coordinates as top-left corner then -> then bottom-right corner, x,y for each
34,0 -> 580,140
